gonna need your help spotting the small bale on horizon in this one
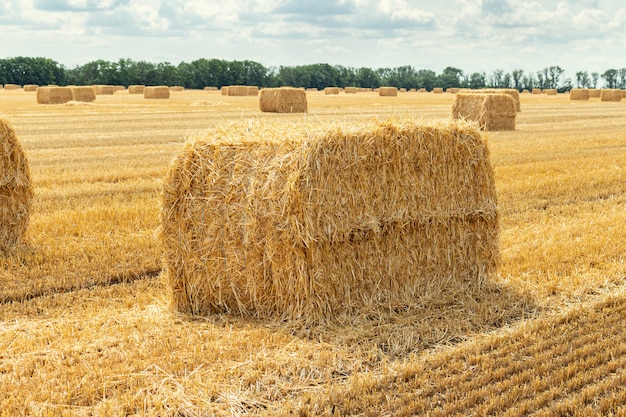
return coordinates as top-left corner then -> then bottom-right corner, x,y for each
433,87 -> 444,94
324,87 -> 340,95
128,85 -> 145,94
144,86 -> 170,99
379,86 -> 398,96
570,88 -> 590,100
600,89 -> 622,102
23,85 -> 38,92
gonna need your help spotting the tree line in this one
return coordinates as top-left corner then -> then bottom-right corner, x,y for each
1,56 -> 625,92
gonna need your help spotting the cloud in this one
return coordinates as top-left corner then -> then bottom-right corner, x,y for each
34,0 -> 128,12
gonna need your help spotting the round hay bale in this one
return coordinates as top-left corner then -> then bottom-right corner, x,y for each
259,87 -> 307,113
0,117 -> 33,251
144,86 -> 170,99
379,86 -> 398,96
71,86 -> 96,103
36,87 -> 73,104
570,88 -> 590,100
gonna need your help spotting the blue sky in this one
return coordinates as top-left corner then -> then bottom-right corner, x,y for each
1,0 -> 625,80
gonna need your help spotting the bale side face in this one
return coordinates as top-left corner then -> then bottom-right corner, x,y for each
379,87 -> 398,96
144,86 -> 170,99
259,87 -> 307,113
227,86 -> 248,96
128,85 -> 145,94
247,86 -> 259,96
600,89 -> 622,102
36,87 -> 73,104
324,87 -> 339,95
94,85 -> 116,95
161,119 -> 499,322
0,117 -> 33,250
570,89 -> 590,100
452,93 -> 516,131
71,86 -> 96,102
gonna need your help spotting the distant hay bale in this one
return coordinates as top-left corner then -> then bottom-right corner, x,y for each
433,88 -> 444,94
0,117 -> 33,251
115,85 -> 126,91
161,119 -> 499,322
345,87 -> 357,94
3,84 -> 20,90
23,85 -> 38,92
226,85 -> 248,96
399,88 -> 407,93
588,89 -> 601,98
419,88 -> 427,93
447,88 -> 460,94
306,88 -> 318,92
522,89 -> 529,94
204,86 -> 218,91
259,87 -> 307,113
170,86 -> 184,92
545,89 -> 557,96
144,86 -> 170,99
94,85 -> 116,95
70,86 -> 96,103
221,87 -> 229,95
409,88 -> 417,92
452,93 -> 516,131
477,89 -> 521,112
570,88 -> 590,100
379,86 -> 398,96
128,85 -> 145,94
247,86 -> 259,96
600,89 -> 622,102
532,88 -> 541,95
36,87 -> 73,104
324,87 -> 339,95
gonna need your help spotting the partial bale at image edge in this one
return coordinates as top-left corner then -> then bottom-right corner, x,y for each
0,117 -> 34,251
161,118 -> 499,323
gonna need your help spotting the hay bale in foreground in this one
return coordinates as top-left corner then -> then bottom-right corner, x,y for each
452,93 -> 516,131
570,88 -> 590,100
144,86 -> 170,99
259,87 -> 307,113
36,87 -> 73,104
379,87 -> 398,96
600,89 -> 622,102
161,119 -> 499,322
128,85 -> 145,94
71,86 -> 96,102
0,117 -> 33,251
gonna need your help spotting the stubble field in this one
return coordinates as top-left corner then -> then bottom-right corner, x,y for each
0,88 -> 624,416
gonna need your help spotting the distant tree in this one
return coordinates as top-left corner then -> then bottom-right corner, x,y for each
355,67 -> 380,88
547,66 -> 564,88
437,66 -> 463,89
575,71 -> 590,88
415,69 -> 437,91
502,72 -> 512,89
511,69 -> 524,90
591,72 -> 600,88
617,68 -> 626,89
601,69 -> 618,88
488,69 -> 504,88
466,72 -> 486,89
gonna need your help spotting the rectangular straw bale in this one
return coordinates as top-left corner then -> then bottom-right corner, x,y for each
600,89 -> 622,102
588,89 -> 601,98
204,86 -> 218,91
452,93 -> 516,131
345,87 -> 357,94
36,87 -> 73,104
144,86 -> 170,99
433,87 -> 444,94
570,88 -> 590,100
221,86 -> 229,95
227,85 -> 248,96
93,85 -> 116,95
379,86 -> 398,96
3,84 -> 20,90
259,87 -> 307,113
23,85 -> 38,92
71,86 -> 96,102
477,89 -> 521,111
532,88 -> 541,94
324,87 -> 339,95
447,88 -> 460,94
545,89 -> 557,95
128,85 -> 145,94
247,86 -> 259,96
170,86 -> 184,91
161,119 -> 499,322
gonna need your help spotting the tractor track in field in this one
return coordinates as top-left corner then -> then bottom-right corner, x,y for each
0,268 -> 162,305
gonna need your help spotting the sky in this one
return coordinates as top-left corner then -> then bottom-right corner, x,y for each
1,0 -> 626,80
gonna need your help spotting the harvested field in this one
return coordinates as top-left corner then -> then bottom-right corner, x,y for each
0,89 -> 624,415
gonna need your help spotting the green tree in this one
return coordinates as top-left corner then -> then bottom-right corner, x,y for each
511,69 -> 524,90
437,67 -> 463,89
601,69 -> 618,88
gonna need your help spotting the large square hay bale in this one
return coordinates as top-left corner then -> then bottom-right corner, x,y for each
0,117 -> 33,251
379,86 -> 398,96
259,87 -> 307,113
588,89 -> 601,98
324,87 -> 339,95
128,85 -> 145,94
221,86 -> 229,95
344,87 -> 357,94
477,89 -> 521,111
144,86 -> 170,99
71,86 -> 96,102
247,86 -> 259,96
227,85 -> 248,96
600,89 -> 622,102
36,87 -> 73,104
161,119 -> 499,322
570,88 -> 590,100
452,93 -> 516,131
